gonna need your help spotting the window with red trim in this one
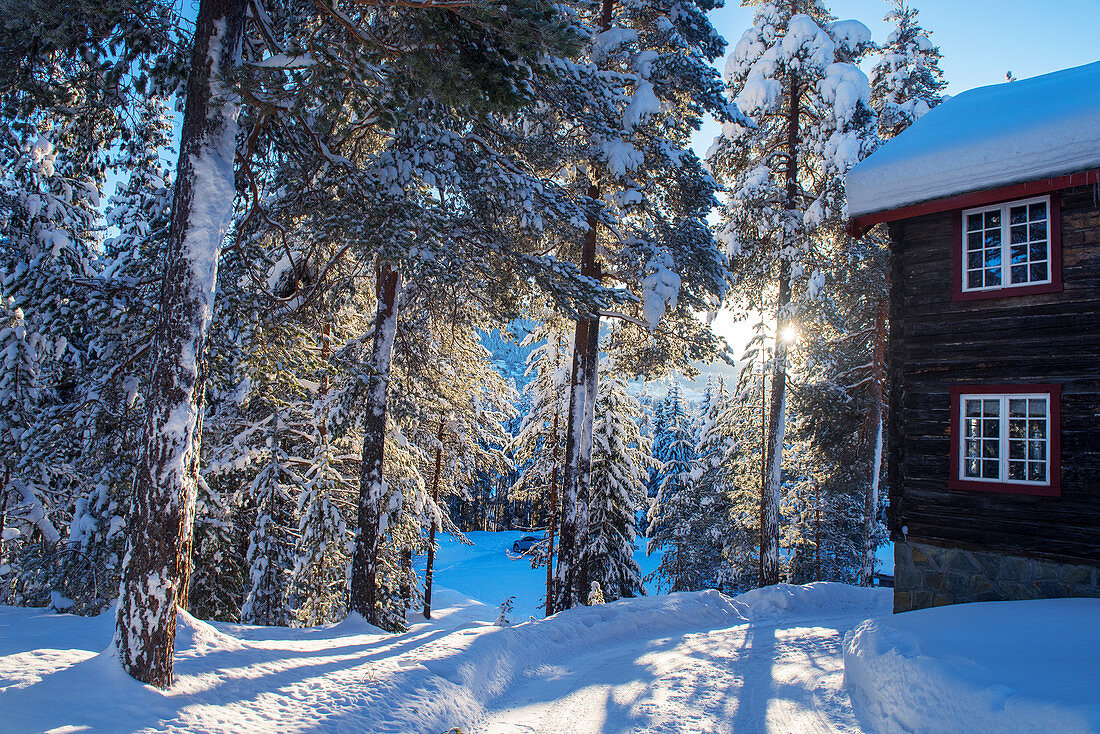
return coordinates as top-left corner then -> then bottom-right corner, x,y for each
948,385 -> 1061,497
952,194 -> 1063,301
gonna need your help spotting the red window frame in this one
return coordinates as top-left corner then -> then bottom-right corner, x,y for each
952,193 -> 1063,302
948,384 -> 1061,497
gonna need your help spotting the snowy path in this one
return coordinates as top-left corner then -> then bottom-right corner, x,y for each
477,615 -> 864,734
0,584 -> 890,733
11,535 -> 1087,734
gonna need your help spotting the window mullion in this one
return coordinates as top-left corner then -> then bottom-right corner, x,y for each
1000,396 -> 1009,482
1000,204 -> 1010,286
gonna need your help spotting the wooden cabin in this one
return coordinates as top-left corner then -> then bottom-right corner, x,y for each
846,62 -> 1100,613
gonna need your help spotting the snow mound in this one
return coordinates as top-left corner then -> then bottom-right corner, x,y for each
733,582 -> 890,624
844,598 -> 1100,734
174,608 -> 246,655
847,61 -> 1100,217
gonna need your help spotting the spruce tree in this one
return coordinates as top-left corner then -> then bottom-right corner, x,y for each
689,377 -> 739,591
645,383 -> 701,591
588,368 -> 653,601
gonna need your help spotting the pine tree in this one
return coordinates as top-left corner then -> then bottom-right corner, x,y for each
289,435 -> 355,627
870,1 -> 946,140
827,0 -> 945,585
241,412 -> 298,627
188,473 -> 245,622
550,0 -> 737,613
708,0 -> 876,586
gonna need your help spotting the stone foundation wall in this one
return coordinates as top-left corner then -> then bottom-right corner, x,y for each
893,540 -> 1100,613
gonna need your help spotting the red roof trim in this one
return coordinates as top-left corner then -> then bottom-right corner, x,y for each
847,168 -> 1100,237
947,384 -> 1062,498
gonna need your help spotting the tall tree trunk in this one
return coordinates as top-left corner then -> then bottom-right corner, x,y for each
114,0 -> 245,689
555,189 -> 601,611
860,301 -> 888,586
761,64 -> 801,588
555,317 -> 589,612
423,417 -> 445,619
814,482 -> 821,582
577,267 -> 600,598
758,346 -> 767,583
545,411 -> 560,616
350,264 -> 401,624
400,547 -> 413,607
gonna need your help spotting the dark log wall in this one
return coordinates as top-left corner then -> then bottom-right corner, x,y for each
887,183 -> 1100,566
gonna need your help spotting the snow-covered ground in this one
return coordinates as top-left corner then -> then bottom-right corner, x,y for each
0,582 -> 890,733
845,598 -> 1100,734
8,533 -> 1085,734
0,531 -> 890,734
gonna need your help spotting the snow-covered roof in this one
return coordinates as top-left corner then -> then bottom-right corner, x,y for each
846,61 -> 1100,218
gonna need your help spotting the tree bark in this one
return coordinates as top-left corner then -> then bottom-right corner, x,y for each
350,264 -> 401,624
0,473 -> 9,583
577,265 -> 600,597
554,317 -> 589,612
553,0 -> 614,613
114,0 -> 245,689
423,417 -> 445,619
544,411 -> 559,617
555,181 -> 602,611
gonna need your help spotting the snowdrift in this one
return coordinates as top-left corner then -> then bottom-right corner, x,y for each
844,598 -> 1100,734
